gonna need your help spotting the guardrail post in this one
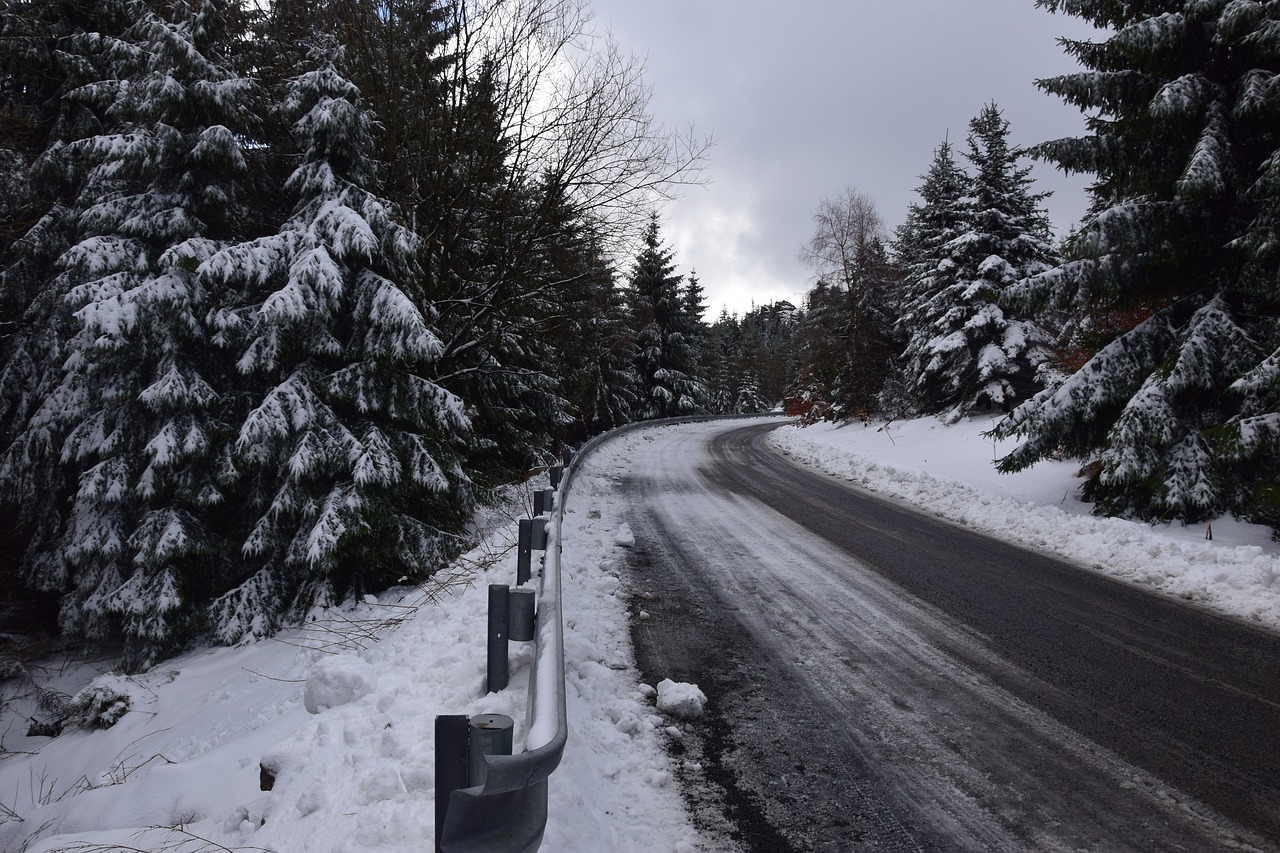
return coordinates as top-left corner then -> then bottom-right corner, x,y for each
487,584 -> 509,693
517,519 -> 532,586
435,714 -> 469,853
468,714 -> 514,788
548,465 -> 562,489
508,588 -> 535,642
533,488 -> 554,515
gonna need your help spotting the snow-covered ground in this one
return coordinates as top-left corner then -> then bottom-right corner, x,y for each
0,437 -> 707,853
769,415 -> 1280,631
3,414 -> 1277,853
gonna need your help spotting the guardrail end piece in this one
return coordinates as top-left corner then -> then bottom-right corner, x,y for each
440,780 -> 548,853
435,714 -> 470,853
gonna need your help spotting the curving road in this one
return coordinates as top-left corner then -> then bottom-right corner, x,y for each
618,419 -> 1280,852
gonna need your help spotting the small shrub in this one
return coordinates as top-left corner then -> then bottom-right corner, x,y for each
65,676 -> 134,729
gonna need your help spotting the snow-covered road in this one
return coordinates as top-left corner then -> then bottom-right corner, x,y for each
615,419 -> 1280,852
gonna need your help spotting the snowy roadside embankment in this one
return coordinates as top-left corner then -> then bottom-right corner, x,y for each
0,442 -> 707,853
769,417 -> 1280,632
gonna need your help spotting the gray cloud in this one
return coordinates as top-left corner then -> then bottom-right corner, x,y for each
587,0 -> 1100,316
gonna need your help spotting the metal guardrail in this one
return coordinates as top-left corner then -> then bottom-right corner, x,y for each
436,413 -> 786,852
434,439 -> 585,852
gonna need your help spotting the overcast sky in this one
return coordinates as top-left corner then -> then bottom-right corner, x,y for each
585,1 -> 1101,317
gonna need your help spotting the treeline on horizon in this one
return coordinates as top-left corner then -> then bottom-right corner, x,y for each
1,0 -> 1278,667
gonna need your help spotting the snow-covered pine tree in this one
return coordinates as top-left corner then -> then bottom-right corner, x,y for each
994,1 -> 1280,527
900,104 -> 1058,424
556,238 -> 640,438
787,279 -> 842,422
0,0 -> 261,668
707,307 -> 743,415
0,0 -> 125,296
893,139 -> 970,395
681,271 -> 712,403
734,370 -> 768,414
201,39 -> 471,644
627,215 -> 708,419
890,140 -> 967,417
0,0 -> 136,599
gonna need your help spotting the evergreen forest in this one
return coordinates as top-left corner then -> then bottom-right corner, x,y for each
2,0 -> 1279,667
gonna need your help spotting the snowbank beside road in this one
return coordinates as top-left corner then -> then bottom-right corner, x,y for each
0,458 -> 709,853
769,417 -> 1280,632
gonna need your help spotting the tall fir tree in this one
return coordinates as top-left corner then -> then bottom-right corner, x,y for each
994,1 -> 1280,528
899,104 -> 1058,424
422,60 -> 590,484
0,0 -> 136,602
200,39 -> 471,646
1,0 -> 135,432
0,0 -> 262,667
627,215 -> 708,419
556,240 -> 639,439
895,141 -> 968,275
681,270 -> 712,389
891,139 -> 971,416
893,139 -> 970,342
707,307 -> 743,415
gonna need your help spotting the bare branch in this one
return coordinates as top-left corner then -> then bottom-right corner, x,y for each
456,0 -> 711,240
800,186 -> 886,289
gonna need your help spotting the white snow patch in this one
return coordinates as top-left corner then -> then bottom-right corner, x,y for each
301,653 -> 377,713
1,470 -> 711,853
769,416 -> 1280,631
655,679 -> 708,721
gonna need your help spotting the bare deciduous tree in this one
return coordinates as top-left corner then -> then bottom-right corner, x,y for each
800,186 -> 886,290
797,187 -> 902,417
452,0 -> 711,240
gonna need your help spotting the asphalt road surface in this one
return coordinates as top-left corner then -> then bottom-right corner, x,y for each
618,419 -> 1280,852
